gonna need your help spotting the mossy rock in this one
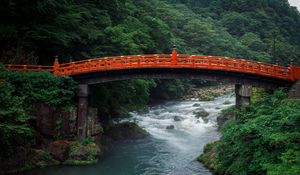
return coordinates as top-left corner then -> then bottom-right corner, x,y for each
65,137 -> 101,165
198,93 -> 214,101
198,141 -> 219,171
105,122 -> 149,140
64,159 -> 98,165
32,149 -> 60,168
194,108 -> 210,123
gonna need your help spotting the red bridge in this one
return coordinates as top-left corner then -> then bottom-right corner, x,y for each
6,50 -> 300,139
5,50 -> 300,82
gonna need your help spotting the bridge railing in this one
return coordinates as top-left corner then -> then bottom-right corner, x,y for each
4,54 -> 300,82
5,64 -> 54,73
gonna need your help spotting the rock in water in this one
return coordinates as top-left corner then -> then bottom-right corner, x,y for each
174,116 -> 182,121
223,100 -> 231,105
105,122 -> 149,140
193,108 -> 209,119
193,103 -> 201,107
166,125 -> 175,129
193,108 -> 210,123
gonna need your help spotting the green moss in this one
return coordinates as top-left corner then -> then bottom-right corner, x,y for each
199,91 -> 300,175
67,137 -> 99,165
36,150 -> 52,161
63,159 -> 98,165
198,93 -> 214,101
198,142 -> 219,172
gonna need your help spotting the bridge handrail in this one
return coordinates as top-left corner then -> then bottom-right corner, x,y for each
5,64 -> 54,73
4,54 -> 300,82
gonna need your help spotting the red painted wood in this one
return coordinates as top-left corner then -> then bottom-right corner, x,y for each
4,53 -> 300,82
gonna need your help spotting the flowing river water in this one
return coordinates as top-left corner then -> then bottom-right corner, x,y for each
26,93 -> 235,175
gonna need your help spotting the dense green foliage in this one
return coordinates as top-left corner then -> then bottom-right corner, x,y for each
0,0 -> 300,173
1,0 -> 299,119
199,91 -> 300,175
90,79 -> 156,120
0,65 -> 76,158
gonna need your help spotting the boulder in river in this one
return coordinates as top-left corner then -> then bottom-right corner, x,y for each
194,108 -> 210,123
193,103 -> 201,107
193,108 -> 209,119
166,125 -> 175,129
223,100 -> 231,105
105,122 -> 149,140
173,116 -> 182,121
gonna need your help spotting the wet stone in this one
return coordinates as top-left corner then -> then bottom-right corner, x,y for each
166,125 -> 175,129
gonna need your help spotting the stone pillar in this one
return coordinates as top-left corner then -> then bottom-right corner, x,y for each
235,84 -> 252,108
289,80 -> 300,99
77,84 -> 89,139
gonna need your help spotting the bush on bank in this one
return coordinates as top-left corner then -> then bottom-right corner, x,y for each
199,90 -> 300,175
0,64 -> 76,159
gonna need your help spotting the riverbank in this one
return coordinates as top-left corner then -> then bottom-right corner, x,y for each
3,122 -> 149,175
182,84 -> 234,101
3,84 -> 233,175
198,91 -> 300,175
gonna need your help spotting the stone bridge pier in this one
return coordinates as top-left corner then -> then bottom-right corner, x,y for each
235,84 -> 252,108
77,84 -> 89,139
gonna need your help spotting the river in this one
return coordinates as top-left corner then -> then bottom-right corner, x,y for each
25,93 -> 235,175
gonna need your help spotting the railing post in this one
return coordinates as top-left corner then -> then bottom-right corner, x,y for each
53,56 -> 60,76
171,46 -> 178,65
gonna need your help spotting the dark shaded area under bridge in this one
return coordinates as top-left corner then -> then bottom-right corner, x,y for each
72,68 -> 293,89
74,68 -> 297,139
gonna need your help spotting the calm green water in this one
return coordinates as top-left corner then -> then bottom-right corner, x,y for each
24,94 -> 234,175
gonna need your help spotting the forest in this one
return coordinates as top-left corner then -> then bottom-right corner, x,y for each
0,0 -> 300,174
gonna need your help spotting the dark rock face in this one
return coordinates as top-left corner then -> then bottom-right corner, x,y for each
36,104 -> 77,138
47,140 -> 71,162
166,125 -> 175,129
217,110 -> 233,127
36,104 -> 56,137
289,80 -> 300,99
105,122 -> 149,140
87,107 -> 103,136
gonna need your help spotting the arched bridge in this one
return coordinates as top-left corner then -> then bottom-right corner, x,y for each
5,50 -> 300,83
5,50 -> 300,139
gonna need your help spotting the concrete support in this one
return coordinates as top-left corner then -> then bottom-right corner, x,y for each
77,84 -> 89,140
235,84 -> 252,108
